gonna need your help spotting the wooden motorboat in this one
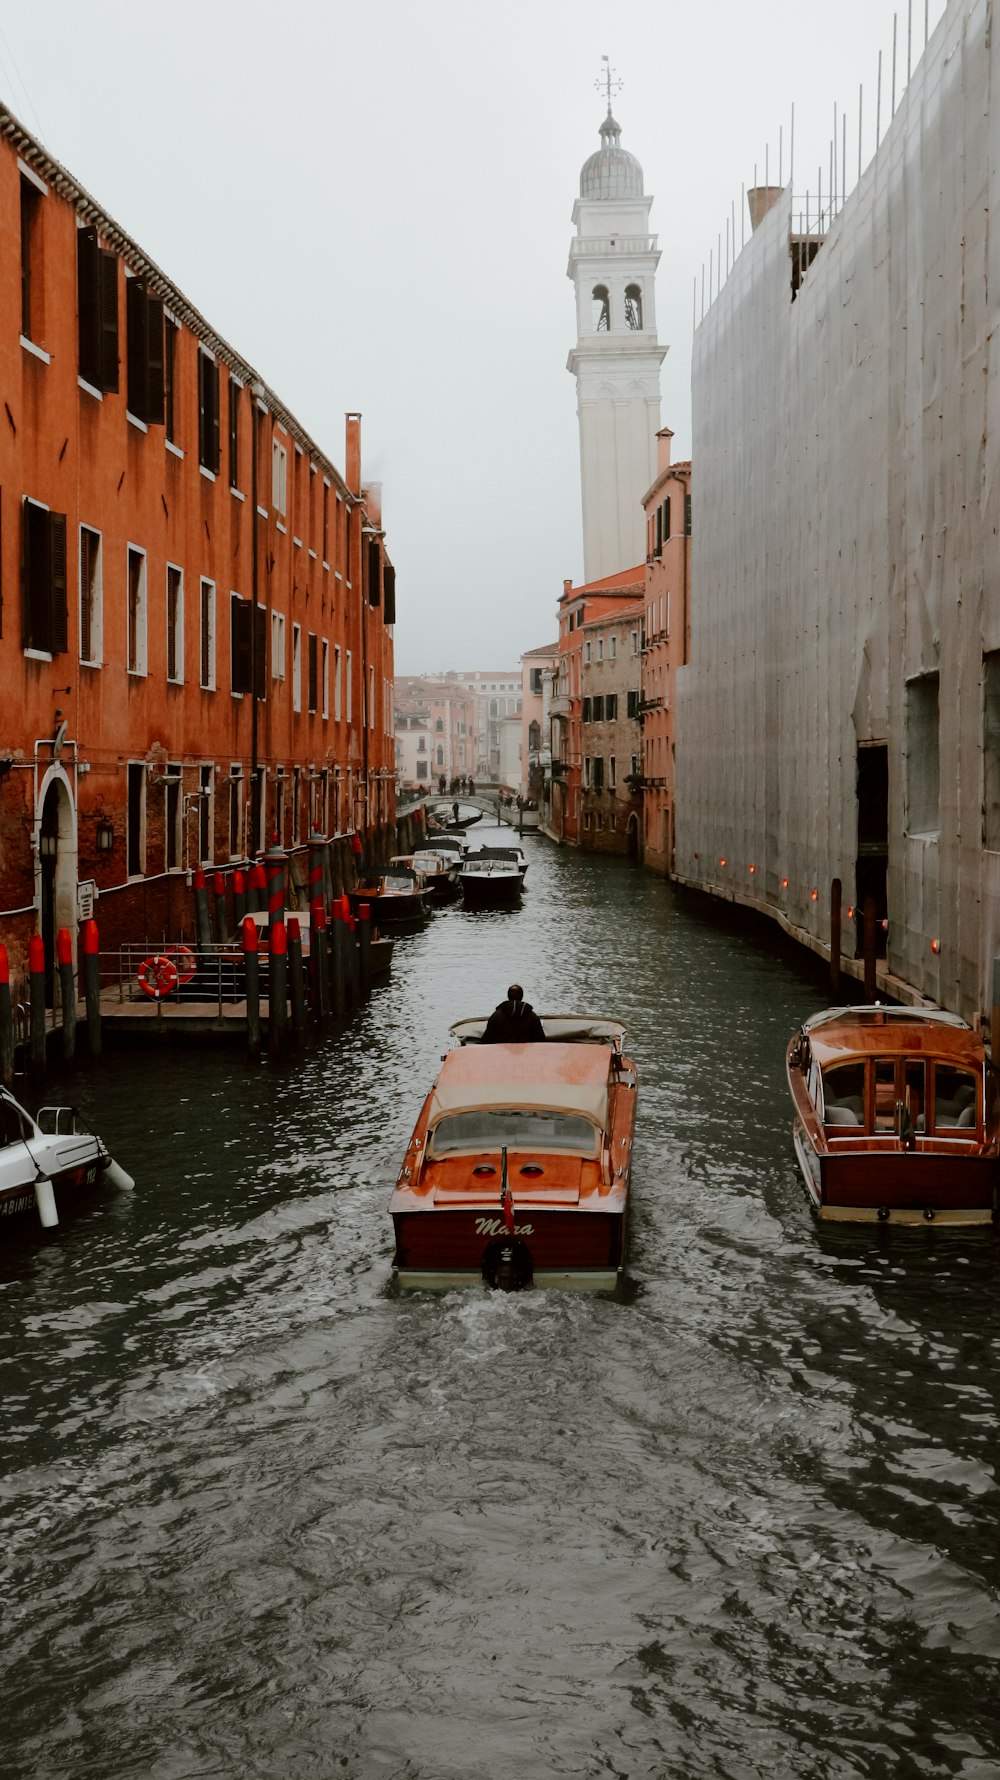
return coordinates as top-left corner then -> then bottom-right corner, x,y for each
348,868 -> 429,932
459,846 -> 527,910
390,850 -> 459,904
0,1086 -> 134,1234
390,1015 -> 637,1290
786,1004 -> 1000,1225
498,801 -> 541,832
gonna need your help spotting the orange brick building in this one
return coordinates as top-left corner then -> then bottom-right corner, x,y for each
0,107 -> 396,982
641,429 -> 691,874
550,568 -> 644,847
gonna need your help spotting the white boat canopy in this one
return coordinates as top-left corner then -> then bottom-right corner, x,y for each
428,1040 -> 613,1129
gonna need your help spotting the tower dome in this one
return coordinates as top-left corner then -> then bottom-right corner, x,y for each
579,114 -> 644,201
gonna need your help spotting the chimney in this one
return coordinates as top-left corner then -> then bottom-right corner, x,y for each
656,426 -> 674,475
563,578 -> 573,597
345,412 -> 362,496
747,186 -> 785,232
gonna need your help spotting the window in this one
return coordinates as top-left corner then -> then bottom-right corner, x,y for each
597,638 -> 604,663
609,756 -> 617,789
906,673 -> 940,835
292,624 -> 302,712
272,440 -> 287,514
164,316 -> 180,444
199,763 -> 214,863
530,668 -> 543,694
592,756 -> 605,792
274,771 -> 285,844
127,545 -> 147,674
625,283 -> 643,330
230,596 -> 265,697
322,639 -> 329,718
417,736 -> 426,753
627,689 -> 640,719
271,610 -> 286,680
126,277 -> 164,424
292,766 -> 301,844
346,649 -> 352,721
666,590 -> 671,638
77,227 -> 118,393
79,525 -> 102,664
584,756 -> 592,788
684,493 -> 692,536
416,759 -> 429,779
198,350 -> 220,473
592,695 -> 604,721
592,284 -> 610,331
20,173 -> 44,343
582,697 -> 592,723
166,563 -> 184,683
322,480 -> 330,563
127,762 -> 145,876
334,644 -> 342,720
200,578 -> 216,689
631,755 -> 640,779
606,693 -> 618,719
166,761 -> 183,870
228,379 -> 241,488
662,496 -> 671,541
22,500 -> 67,655
228,765 -> 243,858
436,745 -> 444,766
308,633 -> 318,712
584,641 -> 591,664
435,717 -> 444,732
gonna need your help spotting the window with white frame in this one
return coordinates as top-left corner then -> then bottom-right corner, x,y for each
166,761 -> 183,869
597,638 -> 603,662
200,578 -> 216,689
292,623 -> 302,712
584,640 -> 591,664
610,635 -> 617,660
127,761 -> 145,876
127,544 -> 147,675
334,643 -> 342,720
79,525 -> 102,664
272,438 -> 287,515
166,563 -> 184,683
271,610 -> 286,680
609,755 -> 617,790
322,638 -> 329,718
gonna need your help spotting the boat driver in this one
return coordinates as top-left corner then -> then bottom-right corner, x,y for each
483,984 -> 545,1043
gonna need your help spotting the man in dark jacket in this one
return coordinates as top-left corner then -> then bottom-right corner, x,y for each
483,984 -> 545,1043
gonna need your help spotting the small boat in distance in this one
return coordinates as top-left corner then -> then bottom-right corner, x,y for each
786,1003 -> 1000,1225
390,851 -> 459,904
459,852 -> 523,910
348,867 -> 429,932
0,1086 -> 134,1234
390,1014 -> 637,1290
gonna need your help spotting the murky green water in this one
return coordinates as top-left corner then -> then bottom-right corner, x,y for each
2,829 -> 999,1779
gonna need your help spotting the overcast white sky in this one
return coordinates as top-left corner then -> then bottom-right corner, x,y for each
1,0 -> 947,674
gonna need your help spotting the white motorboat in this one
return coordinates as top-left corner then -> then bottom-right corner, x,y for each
0,1084 -> 134,1233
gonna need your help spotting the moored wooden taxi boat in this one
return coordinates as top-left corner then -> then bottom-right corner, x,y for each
348,869 -> 429,931
391,1015 -> 637,1290
786,1004 -> 1000,1225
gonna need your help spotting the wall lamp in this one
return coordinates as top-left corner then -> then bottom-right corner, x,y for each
96,820 -> 115,853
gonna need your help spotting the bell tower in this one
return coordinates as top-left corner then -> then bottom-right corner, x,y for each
568,84 -> 666,581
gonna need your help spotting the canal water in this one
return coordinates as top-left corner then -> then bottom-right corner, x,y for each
2,827 -> 999,1780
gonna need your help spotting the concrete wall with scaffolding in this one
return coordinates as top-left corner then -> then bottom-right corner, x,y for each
675,0 -> 1000,1025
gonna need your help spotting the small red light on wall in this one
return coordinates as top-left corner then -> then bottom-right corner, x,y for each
811,888 -> 818,901
719,857 -> 726,868
781,877 -> 788,890
847,905 -> 854,919
881,919 -> 889,930
748,863 -> 756,874
931,940 -> 940,954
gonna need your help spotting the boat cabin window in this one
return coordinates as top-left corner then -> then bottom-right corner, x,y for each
822,1063 -> 865,1126
0,1099 -> 33,1146
933,1065 -> 977,1129
429,1110 -> 599,1159
874,1060 -> 897,1132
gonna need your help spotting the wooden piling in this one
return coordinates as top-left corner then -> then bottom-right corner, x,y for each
193,867 -> 213,949
863,895 -> 877,1000
29,933 -> 46,1085
243,915 -> 261,1057
311,897 -> 330,1025
830,878 -> 842,999
0,944 -> 14,1087
269,919 -> 288,1055
287,917 -> 306,1052
82,919 -> 102,1058
329,900 -> 345,1020
57,927 -> 76,1063
358,900 -> 373,997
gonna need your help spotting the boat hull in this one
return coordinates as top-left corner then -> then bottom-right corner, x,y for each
792,1118 -> 998,1225
392,1205 -> 625,1290
459,873 -> 522,910
0,1146 -> 106,1233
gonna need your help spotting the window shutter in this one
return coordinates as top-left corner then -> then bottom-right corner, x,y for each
99,250 -> 119,392
367,537 -> 381,606
198,354 -> 208,464
126,277 -> 148,417
210,361 -> 221,474
77,226 -> 101,387
22,500 -> 51,651
664,496 -> 671,540
308,635 -> 318,710
145,294 -> 165,424
48,513 -> 67,655
254,602 -> 266,699
383,561 -> 396,625
684,493 -> 692,536
231,596 -> 252,694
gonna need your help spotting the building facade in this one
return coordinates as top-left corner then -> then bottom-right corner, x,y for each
675,0 -> 1000,1023
549,570 -> 643,848
520,643 -> 558,803
0,107 -> 395,980
394,677 -> 475,790
567,111 -> 666,582
641,430 -> 691,875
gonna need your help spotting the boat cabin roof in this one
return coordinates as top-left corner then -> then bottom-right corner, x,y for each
804,1005 -> 984,1069
450,1015 -> 627,1048
428,1041 -> 612,1128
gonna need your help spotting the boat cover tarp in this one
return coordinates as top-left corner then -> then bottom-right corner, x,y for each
428,1041 -> 611,1128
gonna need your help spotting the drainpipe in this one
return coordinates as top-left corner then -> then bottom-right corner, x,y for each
250,381 -> 266,852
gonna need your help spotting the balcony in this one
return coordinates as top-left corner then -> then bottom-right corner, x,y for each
549,695 -> 572,717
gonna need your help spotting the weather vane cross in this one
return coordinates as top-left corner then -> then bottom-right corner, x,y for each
595,55 -> 623,115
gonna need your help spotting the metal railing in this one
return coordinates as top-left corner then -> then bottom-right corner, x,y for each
101,943 -> 271,1011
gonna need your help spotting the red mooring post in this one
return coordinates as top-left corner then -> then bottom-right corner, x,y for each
287,916 -> 306,1052
248,861 -> 266,915
268,918 -> 288,1054
28,932 -> 46,1085
57,927 -> 76,1063
242,914 -> 261,1059
329,898 -> 345,1021
0,944 -> 14,1086
310,897 -> 329,1024
266,844 -> 287,946
232,868 -> 246,928
82,919 -> 101,1058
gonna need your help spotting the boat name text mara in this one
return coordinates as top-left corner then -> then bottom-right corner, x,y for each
474,1218 -> 535,1237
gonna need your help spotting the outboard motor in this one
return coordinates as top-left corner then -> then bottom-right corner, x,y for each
481,1237 -> 533,1293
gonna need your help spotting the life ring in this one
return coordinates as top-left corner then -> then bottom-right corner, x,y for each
137,955 -> 179,1000
165,944 -> 196,985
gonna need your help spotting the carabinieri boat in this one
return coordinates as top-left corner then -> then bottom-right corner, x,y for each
390,1015 -> 637,1290
786,1004 -> 1000,1224
0,1085 -> 134,1233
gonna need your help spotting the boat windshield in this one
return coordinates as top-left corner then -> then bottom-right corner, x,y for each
822,1058 -> 979,1132
822,1063 -> 865,1126
429,1110 -> 599,1158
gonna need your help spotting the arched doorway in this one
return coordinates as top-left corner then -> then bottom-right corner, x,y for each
36,772 -> 77,1005
626,811 -> 641,860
